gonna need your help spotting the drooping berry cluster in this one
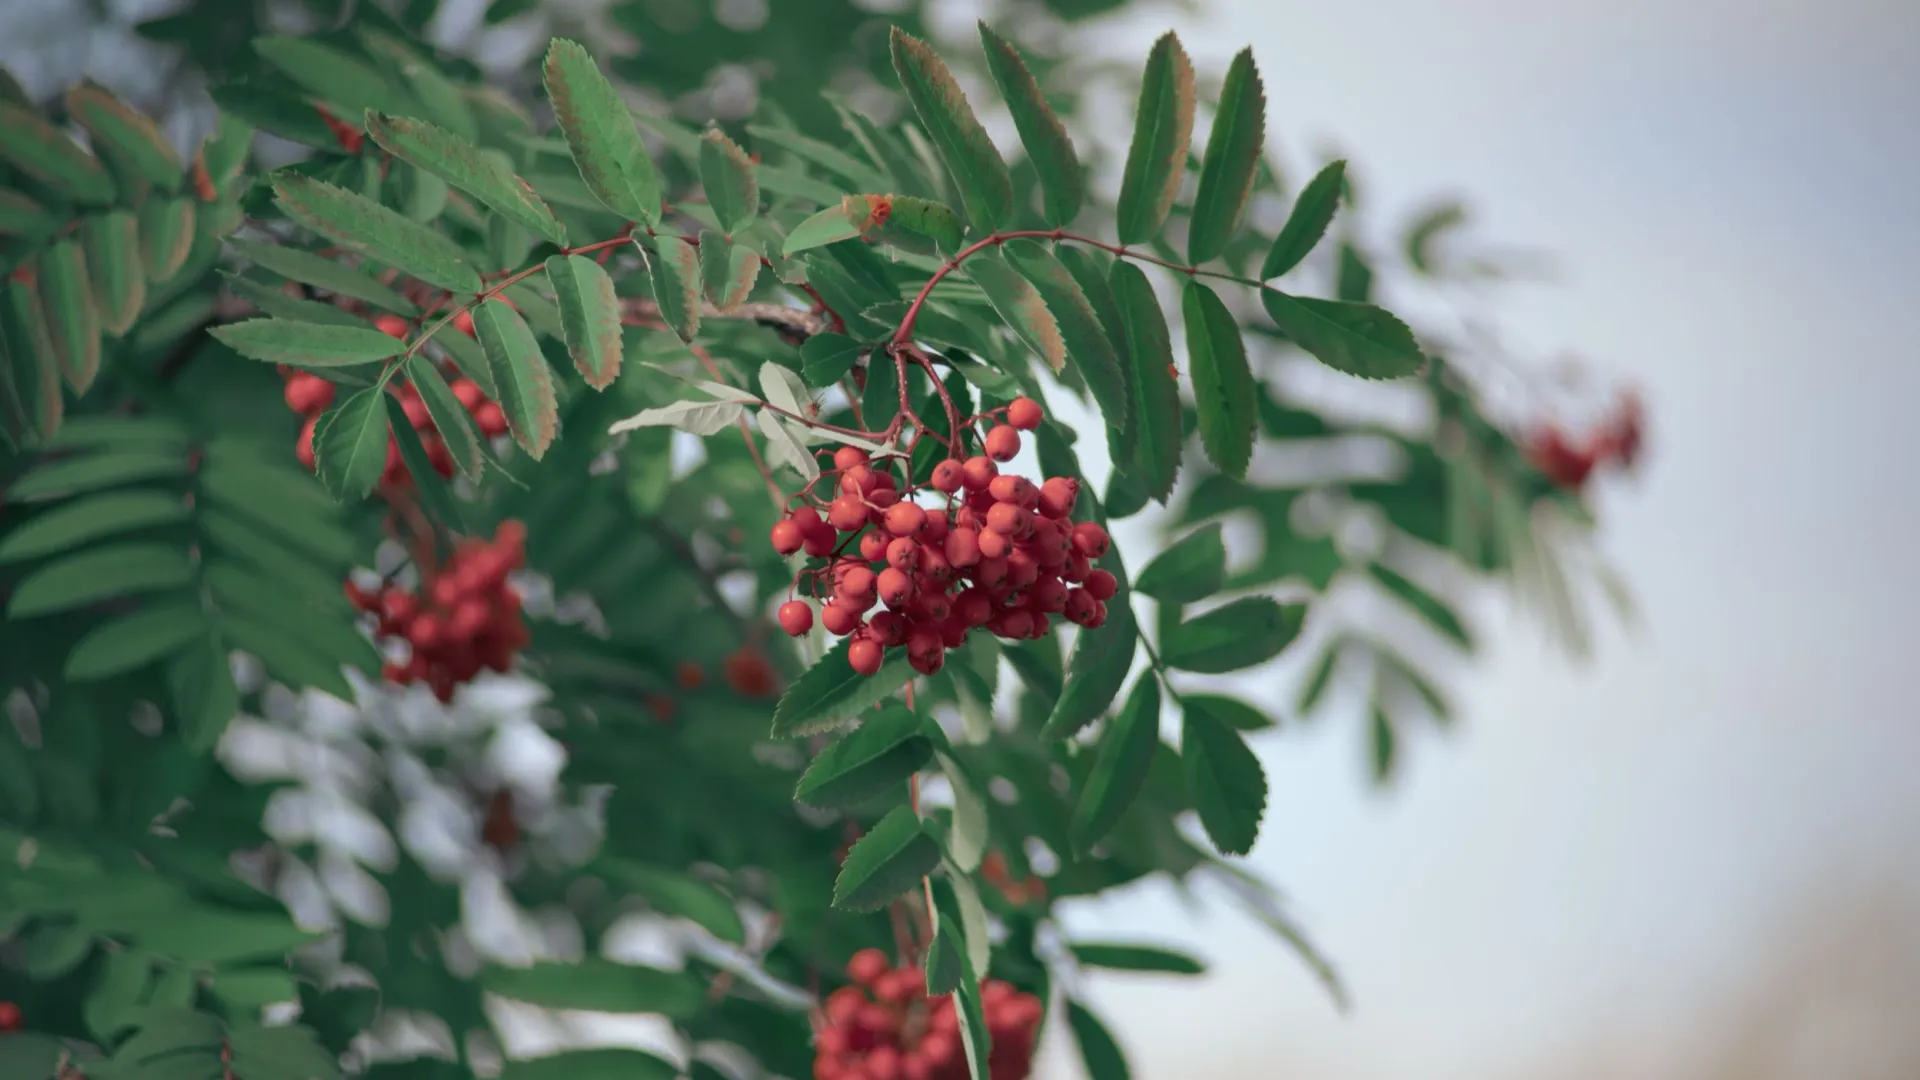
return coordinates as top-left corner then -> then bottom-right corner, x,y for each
770,399 -> 1115,677
282,314 -> 508,485
814,948 -> 1043,1080
347,521 -> 529,702
1527,387 -> 1645,491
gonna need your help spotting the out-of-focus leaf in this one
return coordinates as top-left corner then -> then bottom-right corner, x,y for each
0,101 -> 116,204
226,237 -> 418,315
6,543 -> 194,618
1069,674 -> 1161,855
83,211 -> 146,336
64,602 -> 206,680
1133,522 -> 1225,603
38,240 -> 101,394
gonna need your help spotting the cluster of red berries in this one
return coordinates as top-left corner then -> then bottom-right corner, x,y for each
0,999 -> 19,1032
346,521 -> 530,702
282,314 -> 508,484
769,398 -> 1116,677
814,948 -> 1043,1080
1528,388 -> 1646,492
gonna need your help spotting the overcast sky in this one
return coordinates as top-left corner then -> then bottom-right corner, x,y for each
1004,1 -> 1920,1077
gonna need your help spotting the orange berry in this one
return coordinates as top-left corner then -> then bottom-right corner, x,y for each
983,424 -> 1020,462
778,600 -> 813,636
847,637 -> 884,675
1007,396 -> 1043,430
374,315 -> 409,339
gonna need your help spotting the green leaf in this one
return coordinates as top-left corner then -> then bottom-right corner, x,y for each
272,175 -> 482,294
1115,33 -> 1196,245
1187,48 -> 1266,264
937,750 -> 988,872
366,112 -> 567,246
794,703 -> 933,809
887,196 -> 964,252
1,278 -> 63,444
699,231 -> 761,314
599,861 -> 745,944
226,237 -> 419,315
0,101 -> 115,204
1262,159 -> 1347,279
210,318 -> 405,368
225,1021 -> 341,1080
0,189 -> 53,239
1067,1000 -> 1132,1080
499,1050 -> 678,1080
1183,281 -> 1256,478
642,237 -> 701,343
1185,692 -> 1276,733
313,386 -> 391,500
1044,599 -> 1137,741
65,602 -> 206,680
7,543 -> 193,618
22,922 -> 93,979
128,908 -> 322,966
83,948 -> 152,1040
889,27 -> 1012,232
545,254 -> 622,389
483,959 -> 703,1018
543,39 -> 662,225
38,239 -> 102,394
1296,644 -> 1341,716
167,630 -> 240,754
1070,942 -> 1206,975
8,450 -> 187,502
1003,240 -> 1131,441
405,355 -> 485,481
832,804 -> 941,912
1163,596 -> 1302,673
254,35 -> 409,117
1369,562 -> 1473,649
699,128 -> 759,233
802,332 -> 863,386
746,124 -> 888,192
0,491 -> 188,563
1108,261 -> 1182,503
138,197 -> 197,283
385,394 -> 465,531
770,635 -> 914,738
1183,701 -> 1268,855
782,203 -> 862,256
1260,290 -> 1424,380
1371,704 -> 1397,783
924,914 -> 965,996
1134,522 -> 1225,603
952,970 -> 992,1080
1405,201 -> 1468,274
210,969 -> 300,1006
474,298 -> 559,459
1069,674 -> 1161,855
966,252 -> 1064,373
978,23 -> 1083,226
83,211 -> 146,336
357,28 -> 478,142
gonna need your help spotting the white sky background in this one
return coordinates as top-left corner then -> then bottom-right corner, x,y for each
967,0 -> 1920,1077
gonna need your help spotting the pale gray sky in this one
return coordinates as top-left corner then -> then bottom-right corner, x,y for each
1021,1 -> 1920,1077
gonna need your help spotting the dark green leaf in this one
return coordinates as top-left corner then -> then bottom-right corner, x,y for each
385,393 -> 466,531
978,23 -> 1082,226
225,1021 -> 341,1080
833,805 -> 940,912
1183,703 -> 1267,855
167,630 -> 239,754
801,333 -> 863,386
1108,261 -> 1182,502
67,82 -> 180,192
1133,522 -> 1225,603
543,39 -> 662,225
599,861 -> 746,944
770,635 -> 913,738
499,1050 -> 678,1080
484,959 -> 702,1017
406,354 -> 485,481
1337,243 -> 1374,302
746,124 -> 888,192
782,202 -> 862,256
545,254 -> 623,389
1043,601 -> 1137,741
1003,240 -> 1131,443
0,491 -> 188,563
210,318 -> 405,368
254,35 -> 410,117
699,128 -> 759,233
366,112 -> 567,245
64,602 -> 206,680
1070,942 -> 1206,975
1405,201 -> 1468,274
313,386 -> 391,500
642,237 -> 701,343
272,175 -> 482,294
139,197 -> 196,283
924,916 -> 964,996
1069,674 -> 1161,855
227,237 -> 419,315
966,252 -> 1064,373
0,101 -> 115,204
83,211 -> 146,336
474,297 -> 559,459
1296,643 -> 1341,716
1183,281 -> 1256,478
0,189 -> 53,239
699,231 -> 760,314
1163,596 -> 1303,673
1261,160 -> 1347,279
1067,1000 -> 1131,1080
39,239 -> 102,393
1260,291 -> 1424,380
1369,562 -> 1472,649
890,27 -> 1012,232
1371,704 -> 1396,783
1115,33 -> 1195,245
1187,48 -> 1265,264
7,543 -> 193,618
1184,693 -> 1276,733
794,703 -> 933,809
8,449 -> 186,502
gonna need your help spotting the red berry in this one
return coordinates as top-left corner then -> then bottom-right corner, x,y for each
453,310 -> 475,336
1085,599 -> 1109,628
882,501 -> 926,538
848,637 -> 884,675
840,464 -> 878,496
450,379 -> 485,410
822,600 -> 861,636
474,402 -> 508,437
1070,521 -> 1111,559
987,475 -> 1036,508
1038,476 -> 1078,519
775,595 -> 814,630
876,567 -> 913,608
804,519 -> 841,558
724,647 -> 776,697
1084,568 -> 1117,601
1064,588 -> 1098,626
295,414 -> 319,469
283,373 -> 335,416
977,528 -> 1010,559
0,1000 -> 20,1032
833,446 -> 869,472
828,496 -> 868,532
374,315 -> 409,339
868,611 -> 908,647
1007,396 -> 1043,430
402,393 -> 431,430
983,424 -> 1021,462
944,528 -> 981,569
839,565 -> 877,600
885,537 -> 921,573
407,614 -> 444,652
961,456 -> 998,491
954,588 -> 993,628
930,458 -> 965,493
985,502 -> 1027,536
770,519 -> 805,555
858,529 -> 890,561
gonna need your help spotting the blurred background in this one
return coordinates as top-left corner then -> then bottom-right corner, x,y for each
4,0 -> 1917,1077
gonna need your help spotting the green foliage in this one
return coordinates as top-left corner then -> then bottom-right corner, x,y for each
0,6 -> 1634,1080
